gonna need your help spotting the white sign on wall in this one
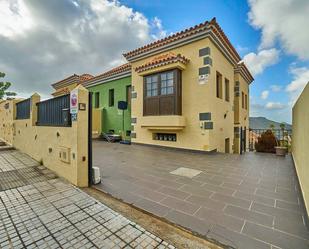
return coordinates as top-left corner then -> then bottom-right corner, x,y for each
70,89 -> 78,114
198,74 -> 209,85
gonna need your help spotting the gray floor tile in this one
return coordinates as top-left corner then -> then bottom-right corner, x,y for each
243,221 -> 309,249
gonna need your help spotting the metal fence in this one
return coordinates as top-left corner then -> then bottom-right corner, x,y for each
36,94 -> 71,127
16,99 -> 30,120
248,128 -> 292,151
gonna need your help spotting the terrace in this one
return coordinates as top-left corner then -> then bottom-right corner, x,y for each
93,141 -> 309,249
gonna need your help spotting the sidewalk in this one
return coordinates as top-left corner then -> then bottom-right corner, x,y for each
0,150 -> 175,249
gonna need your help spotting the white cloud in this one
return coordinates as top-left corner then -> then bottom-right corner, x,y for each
248,0 -> 309,60
285,66 -> 309,105
265,102 -> 286,110
261,90 -> 269,100
243,48 -> 279,76
0,0 -> 167,96
270,85 -> 282,92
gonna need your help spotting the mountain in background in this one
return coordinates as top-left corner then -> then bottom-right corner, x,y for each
249,117 -> 292,130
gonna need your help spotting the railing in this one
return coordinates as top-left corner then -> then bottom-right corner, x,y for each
36,94 -> 71,127
248,128 -> 292,152
16,99 -> 30,120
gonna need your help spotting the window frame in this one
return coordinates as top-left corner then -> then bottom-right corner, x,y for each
94,92 -> 100,108
225,78 -> 230,102
216,71 -> 223,99
126,85 -> 132,105
143,69 -> 181,116
109,89 -> 114,107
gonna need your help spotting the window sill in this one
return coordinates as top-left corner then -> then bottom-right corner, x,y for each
140,115 -> 186,131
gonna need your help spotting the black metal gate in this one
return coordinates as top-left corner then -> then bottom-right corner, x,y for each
88,92 -> 93,185
240,127 -> 247,154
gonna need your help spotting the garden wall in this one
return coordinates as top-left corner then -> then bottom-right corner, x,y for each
0,85 -> 89,187
292,82 -> 309,217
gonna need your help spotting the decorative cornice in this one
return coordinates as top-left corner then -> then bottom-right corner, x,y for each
135,53 -> 189,73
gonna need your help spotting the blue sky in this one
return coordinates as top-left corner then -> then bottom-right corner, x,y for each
0,0 -> 308,124
119,0 -> 309,124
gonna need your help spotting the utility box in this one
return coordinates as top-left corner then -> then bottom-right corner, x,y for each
59,146 -> 71,164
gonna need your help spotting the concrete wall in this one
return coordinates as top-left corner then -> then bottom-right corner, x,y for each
292,83 -> 309,216
131,37 -> 249,153
0,99 -> 21,145
0,86 -> 89,187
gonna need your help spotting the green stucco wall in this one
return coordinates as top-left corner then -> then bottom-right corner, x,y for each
87,76 -> 131,138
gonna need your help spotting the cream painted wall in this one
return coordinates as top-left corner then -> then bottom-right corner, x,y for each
292,83 -> 309,218
131,38 -> 237,153
234,73 -> 250,153
0,86 -> 89,187
0,99 -> 21,145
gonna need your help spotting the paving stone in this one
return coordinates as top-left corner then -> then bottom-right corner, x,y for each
157,186 -> 190,200
165,209 -> 211,236
0,150 -> 175,249
135,198 -> 171,217
207,224 -> 271,249
243,221 -> 309,249
224,204 -> 274,227
161,196 -> 200,215
196,207 -> 244,232
211,192 -> 251,209
186,195 -> 226,210
234,190 -> 275,207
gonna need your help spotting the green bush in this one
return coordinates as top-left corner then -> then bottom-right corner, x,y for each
255,130 -> 277,153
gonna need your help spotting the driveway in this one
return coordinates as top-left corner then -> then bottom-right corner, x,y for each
0,149 -> 175,249
93,141 -> 309,249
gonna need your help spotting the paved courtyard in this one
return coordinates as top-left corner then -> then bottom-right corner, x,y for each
0,150 -> 175,248
93,141 -> 309,249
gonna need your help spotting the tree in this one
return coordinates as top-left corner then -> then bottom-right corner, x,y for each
0,72 -> 17,99
269,123 -> 275,131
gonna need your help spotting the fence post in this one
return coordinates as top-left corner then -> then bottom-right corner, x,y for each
71,85 -> 89,187
30,93 -> 40,126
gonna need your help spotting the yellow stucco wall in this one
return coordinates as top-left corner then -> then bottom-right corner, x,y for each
0,99 -> 21,145
0,86 -> 89,187
292,83 -> 309,217
131,38 -> 247,153
92,108 -> 102,137
234,73 -> 250,153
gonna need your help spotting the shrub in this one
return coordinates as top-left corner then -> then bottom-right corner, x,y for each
255,130 -> 277,153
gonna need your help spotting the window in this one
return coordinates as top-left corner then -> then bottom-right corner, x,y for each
109,89 -> 114,107
94,92 -> 100,108
242,92 -> 244,109
216,72 -> 222,99
126,85 -> 131,105
144,69 -> 181,116
245,94 -> 248,110
160,71 -> 174,95
146,75 -> 158,97
225,78 -> 230,102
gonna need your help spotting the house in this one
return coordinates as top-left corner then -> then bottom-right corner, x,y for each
51,74 -> 94,97
123,18 -> 253,153
83,63 -> 132,138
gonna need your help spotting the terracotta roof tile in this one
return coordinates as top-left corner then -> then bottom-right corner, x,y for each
135,53 -> 189,73
52,73 -> 94,89
123,18 -> 242,65
82,63 -> 131,87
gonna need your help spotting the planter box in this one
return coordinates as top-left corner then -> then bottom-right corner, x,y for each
275,146 -> 288,156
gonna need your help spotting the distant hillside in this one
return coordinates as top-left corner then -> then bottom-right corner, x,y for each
249,117 -> 292,130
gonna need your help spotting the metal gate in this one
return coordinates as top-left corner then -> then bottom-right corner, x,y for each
88,92 -> 93,185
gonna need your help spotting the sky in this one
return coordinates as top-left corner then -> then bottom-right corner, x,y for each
0,0 -> 308,124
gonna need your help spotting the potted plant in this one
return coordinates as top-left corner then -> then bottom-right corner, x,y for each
275,123 -> 288,156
